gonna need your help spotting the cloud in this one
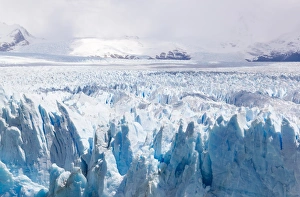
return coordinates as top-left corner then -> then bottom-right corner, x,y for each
0,0 -> 75,39
0,0 -> 299,44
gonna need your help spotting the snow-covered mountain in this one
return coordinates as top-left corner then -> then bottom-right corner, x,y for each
3,22 -> 300,63
0,23 -> 252,62
0,63 -> 299,196
247,30 -> 300,61
0,23 -> 192,60
0,23 -> 34,51
16,36 -> 192,60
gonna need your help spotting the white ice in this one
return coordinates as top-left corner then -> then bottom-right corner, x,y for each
0,62 -> 299,196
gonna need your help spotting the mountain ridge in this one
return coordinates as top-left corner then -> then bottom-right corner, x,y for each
247,28 -> 300,61
0,23 -> 34,51
2,22 -> 300,62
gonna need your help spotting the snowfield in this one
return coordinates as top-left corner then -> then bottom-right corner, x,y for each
0,62 -> 299,197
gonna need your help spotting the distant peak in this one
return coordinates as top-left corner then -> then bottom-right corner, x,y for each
0,22 -> 34,51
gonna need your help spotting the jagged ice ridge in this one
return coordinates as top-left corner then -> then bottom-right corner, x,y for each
0,65 -> 299,196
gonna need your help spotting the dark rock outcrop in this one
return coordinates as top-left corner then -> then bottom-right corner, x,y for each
156,50 -> 191,60
248,51 -> 300,62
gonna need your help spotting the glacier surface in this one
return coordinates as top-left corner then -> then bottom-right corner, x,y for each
0,63 -> 299,196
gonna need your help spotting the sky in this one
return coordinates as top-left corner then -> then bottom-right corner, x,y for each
0,0 -> 299,45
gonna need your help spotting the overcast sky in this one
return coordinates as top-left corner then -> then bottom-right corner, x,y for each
0,0 -> 299,44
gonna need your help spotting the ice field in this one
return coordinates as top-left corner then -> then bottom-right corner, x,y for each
0,60 -> 299,196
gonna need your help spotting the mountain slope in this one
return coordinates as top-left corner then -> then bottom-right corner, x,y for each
5,22 -> 300,63
0,23 -> 34,51
247,30 -> 300,61
0,23 -> 244,62
0,22 -> 255,62
16,36 -> 192,60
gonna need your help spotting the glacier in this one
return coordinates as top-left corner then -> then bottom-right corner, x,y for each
0,63 -> 299,196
